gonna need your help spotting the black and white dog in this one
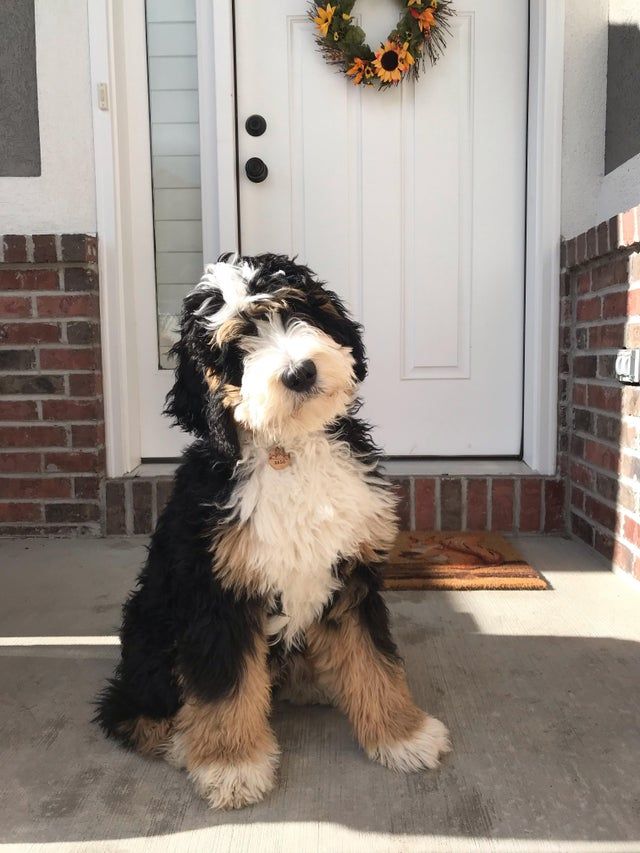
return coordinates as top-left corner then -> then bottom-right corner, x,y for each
96,254 -> 450,809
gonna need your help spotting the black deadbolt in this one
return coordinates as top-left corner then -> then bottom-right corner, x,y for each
245,114 -> 267,137
245,157 -> 269,183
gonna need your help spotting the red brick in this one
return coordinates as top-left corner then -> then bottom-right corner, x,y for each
61,234 -> 97,263
625,324 -> 640,347
573,356 -> 597,378
597,220 -> 610,255
45,502 -> 100,523
36,293 -> 98,318
573,383 -> 587,406
0,374 -> 65,396
586,227 -> 597,259
631,253 -> 640,283
0,349 -> 35,370
44,450 -> 101,473
583,439 -> 619,473
491,479 -> 514,531
0,452 -> 41,473
466,479 -> 487,530
592,258 -> 629,290
613,538 -> 634,574
3,235 -> 27,262
576,296 -> 600,321
0,478 -> 71,499
519,478 -> 542,532
0,502 -> 43,522
571,485 -> 584,512
64,267 -> 98,292
620,208 -> 638,247
601,291 -> 627,318
42,399 -> 100,421
622,386 -> 640,417
627,288 -> 640,315
32,234 -> 57,263
544,479 -> 565,532
571,512 -> 594,546
589,324 -> 625,349
414,478 -> 436,530
69,373 -> 102,397
40,347 -> 97,370
132,481 -> 153,534
0,322 -> 61,344
71,423 -> 105,447
0,400 -> 38,421
0,269 -> 59,291
593,529 -> 615,560
584,495 -> 617,531
588,385 -> 622,413
577,270 -> 591,293
0,295 -> 31,318
622,515 -> 640,548
74,476 -> 100,500
0,425 -> 67,448
570,461 -> 594,489
106,481 -> 126,535
441,479 -> 462,529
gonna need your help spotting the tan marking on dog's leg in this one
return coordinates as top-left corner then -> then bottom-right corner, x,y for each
171,635 -> 279,809
306,610 -> 450,771
119,716 -> 174,757
277,651 -> 333,706
211,522 -> 263,596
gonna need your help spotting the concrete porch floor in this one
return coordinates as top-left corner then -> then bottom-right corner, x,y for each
0,536 -> 639,853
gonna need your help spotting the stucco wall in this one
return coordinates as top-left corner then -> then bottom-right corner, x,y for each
562,0 -> 640,239
0,0 -> 96,234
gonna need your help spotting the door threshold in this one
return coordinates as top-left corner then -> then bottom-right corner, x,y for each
126,459 -> 539,479
381,459 -> 536,477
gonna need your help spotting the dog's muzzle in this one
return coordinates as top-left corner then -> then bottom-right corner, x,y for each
281,359 -> 317,393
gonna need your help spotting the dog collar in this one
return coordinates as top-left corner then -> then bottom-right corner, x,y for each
267,445 -> 291,470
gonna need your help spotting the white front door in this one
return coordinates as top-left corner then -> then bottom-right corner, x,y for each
234,0 -> 529,455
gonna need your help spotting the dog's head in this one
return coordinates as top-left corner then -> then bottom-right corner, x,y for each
164,254 -> 367,458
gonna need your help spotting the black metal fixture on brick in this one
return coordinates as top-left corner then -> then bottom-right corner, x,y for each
245,157 -> 268,183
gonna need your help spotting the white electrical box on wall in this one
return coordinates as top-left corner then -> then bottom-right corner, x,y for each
615,349 -> 640,384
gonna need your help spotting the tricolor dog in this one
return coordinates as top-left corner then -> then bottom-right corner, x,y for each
96,254 -> 450,809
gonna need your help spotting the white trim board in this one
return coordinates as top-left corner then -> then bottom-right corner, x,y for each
89,0 -> 564,476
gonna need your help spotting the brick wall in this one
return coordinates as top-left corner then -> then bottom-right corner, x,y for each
561,204 -> 640,581
104,471 -> 565,536
0,234 -> 105,535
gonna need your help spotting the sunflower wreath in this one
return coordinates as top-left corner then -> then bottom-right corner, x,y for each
309,0 -> 455,90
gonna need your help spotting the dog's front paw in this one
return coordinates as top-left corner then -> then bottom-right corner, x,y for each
190,748 -> 279,810
369,715 -> 451,772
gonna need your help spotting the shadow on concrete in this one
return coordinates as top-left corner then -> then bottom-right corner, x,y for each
1,593 -> 639,846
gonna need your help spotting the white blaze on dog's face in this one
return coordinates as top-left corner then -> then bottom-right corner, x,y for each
193,258 -> 362,445
234,316 -> 356,443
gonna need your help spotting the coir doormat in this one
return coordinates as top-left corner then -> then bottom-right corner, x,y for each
384,531 -> 550,591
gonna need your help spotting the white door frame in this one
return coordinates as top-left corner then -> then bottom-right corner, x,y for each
88,0 -> 564,477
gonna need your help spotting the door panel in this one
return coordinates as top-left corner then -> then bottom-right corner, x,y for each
235,0 -> 529,455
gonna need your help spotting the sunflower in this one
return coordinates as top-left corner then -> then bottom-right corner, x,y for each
313,4 -> 337,38
373,40 -> 415,84
346,57 -> 374,85
410,6 -> 437,31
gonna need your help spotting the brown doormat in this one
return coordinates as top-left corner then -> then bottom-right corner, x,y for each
384,531 -> 550,591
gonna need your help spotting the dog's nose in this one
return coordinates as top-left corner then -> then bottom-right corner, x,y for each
281,359 -> 317,393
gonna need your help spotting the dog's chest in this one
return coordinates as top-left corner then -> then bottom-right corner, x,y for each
231,435 -> 395,642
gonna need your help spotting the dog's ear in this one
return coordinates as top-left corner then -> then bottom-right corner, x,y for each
163,294 -> 240,461
316,288 -> 368,382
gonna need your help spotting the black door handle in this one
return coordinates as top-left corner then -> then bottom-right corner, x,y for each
245,157 -> 268,183
245,114 -> 267,137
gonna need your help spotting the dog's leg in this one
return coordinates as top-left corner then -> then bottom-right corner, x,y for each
276,651 -> 334,706
170,634 -> 279,810
306,597 -> 450,772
